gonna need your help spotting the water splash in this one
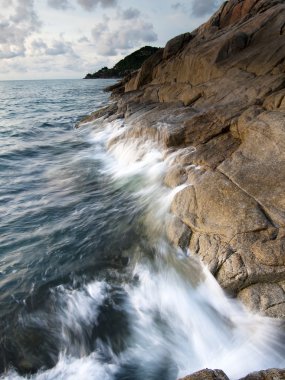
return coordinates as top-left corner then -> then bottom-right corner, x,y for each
2,116 -> 284,380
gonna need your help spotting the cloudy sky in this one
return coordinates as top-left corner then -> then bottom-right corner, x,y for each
0,0 -> 223,80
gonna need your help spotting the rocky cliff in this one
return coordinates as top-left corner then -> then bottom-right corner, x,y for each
81,0 -> 285,319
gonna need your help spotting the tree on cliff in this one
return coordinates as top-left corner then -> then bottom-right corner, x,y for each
84,46 -> 159,79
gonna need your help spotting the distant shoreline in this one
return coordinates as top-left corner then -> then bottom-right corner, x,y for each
83,46 -> 159,80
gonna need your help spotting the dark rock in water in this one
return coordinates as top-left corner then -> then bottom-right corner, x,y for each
76,103 -> 118,127
79,0 -> 285,318
238,368 -> 285,379
178,368 -> 229,380
179,368 -> 285,380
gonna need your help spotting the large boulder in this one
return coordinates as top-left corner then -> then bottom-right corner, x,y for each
239,368 -> 285,380
163,33 -> 193,60
178,369 -> 229,380
171,170 -> 269,238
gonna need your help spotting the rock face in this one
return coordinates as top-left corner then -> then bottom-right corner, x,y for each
239,368 -> 285,379
178,369 -> 229,380
179,368 -> 285,380
84,0 -> 285,318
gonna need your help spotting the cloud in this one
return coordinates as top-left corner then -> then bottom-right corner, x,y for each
171,2 -> 189,14
91,17 -> 157,56
0,50 -> 25,59
121,7 -> 141,20
0,0 -> 14,7
46,40 -> 76,56
8,61 -> 28,73
29,38 -> 78,57
10,0 -> 40,25
171,2 -> 184,11
30,39 -> 48,54
92,21 -> 108,40
0,0 -> 41,59
77,0 -> 117,10
48,0 -> 117,11
191,0 -> 223,17
0,51 -> 87,79
78,36 -> 90,43
47,0 -> 71,10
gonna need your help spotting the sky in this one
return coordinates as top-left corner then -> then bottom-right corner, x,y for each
0,0 -> 224,80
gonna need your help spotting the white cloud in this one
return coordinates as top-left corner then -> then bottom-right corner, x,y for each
29,38 -> 78,57
29,39 -> 48,54
8,61 -> 29,73
0,0 -> 14,7
77,0 -> 117,10
0,0 -> 41,59
46,40 -> 76,56
120,7 -> 141,20
0,49 -> 87,79
0,49 -> 25,59
92,22 -> 108,40
47,0 -> 71,10
0,0 -> 225,80
171,2 -> 185,11
78,36 -> 90,43
47,0 -> 117,11
10,0 -> 40,26
91,13 -> 157,56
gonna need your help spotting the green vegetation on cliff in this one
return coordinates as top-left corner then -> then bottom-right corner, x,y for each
84,46 -> 159,79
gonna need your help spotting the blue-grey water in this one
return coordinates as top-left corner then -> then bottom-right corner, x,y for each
0,79 -> 284,380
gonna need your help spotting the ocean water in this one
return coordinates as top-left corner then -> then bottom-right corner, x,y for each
0,79 -> 284,380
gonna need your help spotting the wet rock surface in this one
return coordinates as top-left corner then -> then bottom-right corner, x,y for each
179,368 -> 285,380
80,0 -> 285,318
178,368 -> 229,380
238,368 -> 285,379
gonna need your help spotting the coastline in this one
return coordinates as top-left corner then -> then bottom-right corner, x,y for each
79,1 -> 285,318
76,0 -> 285,378
79,0 -> 285,320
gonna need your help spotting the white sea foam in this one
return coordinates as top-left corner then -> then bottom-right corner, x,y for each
3,119 -> 284,380
3,261 -> 283,380
88,120 -> 285,378
122,257 -> 284,379
2,354 -> 117,380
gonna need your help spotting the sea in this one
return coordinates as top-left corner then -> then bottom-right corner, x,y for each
0,79 -> 284,380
